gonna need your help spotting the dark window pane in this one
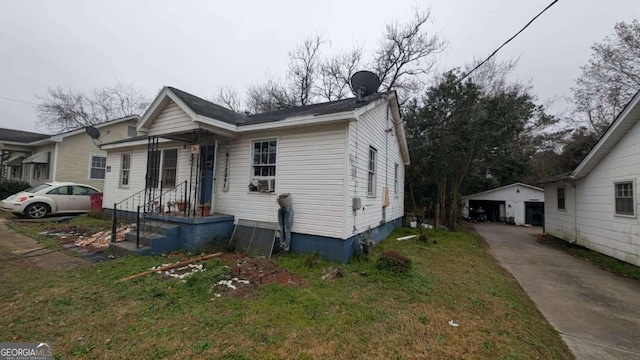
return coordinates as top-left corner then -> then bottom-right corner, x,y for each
269,153 -> 276,164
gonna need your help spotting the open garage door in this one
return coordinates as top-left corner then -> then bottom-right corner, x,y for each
525,202 -> 544,225
469,200 -> 505,222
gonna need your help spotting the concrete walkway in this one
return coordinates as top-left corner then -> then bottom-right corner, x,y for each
475,223 -> 640,360
0,218 -> 88,270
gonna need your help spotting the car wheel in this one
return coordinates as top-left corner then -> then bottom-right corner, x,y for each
25,203 -> 50,219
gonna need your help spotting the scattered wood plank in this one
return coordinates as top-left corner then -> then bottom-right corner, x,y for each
397,235 -> 418,241
115,252 -> 223,283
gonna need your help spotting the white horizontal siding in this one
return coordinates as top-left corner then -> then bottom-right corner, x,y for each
344,101 -> 405,238
103,149 -> 147,207
557,116 -> 640,266
215,123 -> 348,239
544,183 -> 577,242
147,100 -> 198,137
103,144 -> 194,208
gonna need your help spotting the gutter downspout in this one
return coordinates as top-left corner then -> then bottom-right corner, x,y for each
52,143 -> 59,181
573,183 -> 577,243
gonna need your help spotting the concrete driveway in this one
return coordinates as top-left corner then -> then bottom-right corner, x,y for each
474,223 -> 640,360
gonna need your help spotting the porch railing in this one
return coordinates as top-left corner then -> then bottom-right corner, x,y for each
111,180 -> 209,248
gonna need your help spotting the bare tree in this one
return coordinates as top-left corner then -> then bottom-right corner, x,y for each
287,33 -> 325,106
572,20 -> 640,133
245,8 -> 445,112
37,82 -> 149,133
374,9 -> 447,100
213,86 -> 243,112
246,78 -> 296,113
317,47 -> 363,101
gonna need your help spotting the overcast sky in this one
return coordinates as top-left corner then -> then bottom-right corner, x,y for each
0,0 -> 638,133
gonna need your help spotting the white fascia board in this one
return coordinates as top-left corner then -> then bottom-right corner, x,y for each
52,116 -> 139,140
572,90 -> 640,179
237,111 -> 355,132
196,115 -> 239,133
386,95 -> 410,165
137,87 -> 186,131
353,98 -> 386,118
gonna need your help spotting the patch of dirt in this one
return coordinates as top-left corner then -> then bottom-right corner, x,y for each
213,254 -> 306,298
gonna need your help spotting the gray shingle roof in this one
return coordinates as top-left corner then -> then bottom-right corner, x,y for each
168,86 -> 390,126
168,87 -> 246,125
0,128 -> 49,143
244,92 -> 388,125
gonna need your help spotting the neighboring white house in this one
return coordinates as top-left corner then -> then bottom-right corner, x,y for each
543,89 -> 640,267
101,86 -> 410,262
461,182 -> 545,225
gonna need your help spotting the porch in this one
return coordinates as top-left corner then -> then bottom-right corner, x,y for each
109,212 -> 234,256
106,128 -> 235,256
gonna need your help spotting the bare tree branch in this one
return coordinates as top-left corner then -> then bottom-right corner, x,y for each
36,82 -> 149,133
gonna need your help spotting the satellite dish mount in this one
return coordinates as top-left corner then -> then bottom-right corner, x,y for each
350,71 -> 381,102
85,126 -> 102,146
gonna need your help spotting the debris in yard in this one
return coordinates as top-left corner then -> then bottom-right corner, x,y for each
74,224 -> 135,249
321,267 -> 344,281
211,254 -> 306,299
115,252 -> 223,283
448,320 -> 459,327
422,224 -> 434,229
397,235 -> 417,241
162,263 -> 205,280
217,278 -> 251,289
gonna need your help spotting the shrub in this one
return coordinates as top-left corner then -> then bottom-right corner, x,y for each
376,250 -> 412,274
0,179 -> 31,200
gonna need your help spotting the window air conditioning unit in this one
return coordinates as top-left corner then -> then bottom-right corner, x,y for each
257,179 -> 275,192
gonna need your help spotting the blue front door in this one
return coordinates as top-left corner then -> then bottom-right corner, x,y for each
200,145 -> 215,205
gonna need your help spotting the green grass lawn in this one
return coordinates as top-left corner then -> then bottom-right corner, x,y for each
0,226 -> 573,360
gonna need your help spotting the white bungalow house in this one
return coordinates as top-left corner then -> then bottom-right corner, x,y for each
543,89 -> 640,267
101,86 -> 409,262
461,182 -> 544,225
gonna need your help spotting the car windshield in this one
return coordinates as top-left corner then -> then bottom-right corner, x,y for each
24,184 -> 52,193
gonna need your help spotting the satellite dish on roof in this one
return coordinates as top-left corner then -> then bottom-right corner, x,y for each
350,70 -> 381,101
85,126 -> 101,140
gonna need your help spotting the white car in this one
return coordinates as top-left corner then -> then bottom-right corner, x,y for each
1,182 -> 101,219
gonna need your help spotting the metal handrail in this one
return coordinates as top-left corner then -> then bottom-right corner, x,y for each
136,180 -> 191,248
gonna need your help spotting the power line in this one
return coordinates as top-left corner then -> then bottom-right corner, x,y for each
0,95 -> 40,106
458,0 -> 560,83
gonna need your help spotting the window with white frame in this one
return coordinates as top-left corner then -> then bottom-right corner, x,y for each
615,181 -> 635,216
120,153 -> 131,187
367,147 -> 377,196
89,155 -> 107,180
33,163 -> 49,180
127,126 -> 137,138
161,149 -> 178,187
10,166 -> 22,180
557,187 -> 565,210
250,139 -> 277,192
147,149 -> 178,188
394,163 -> 399,195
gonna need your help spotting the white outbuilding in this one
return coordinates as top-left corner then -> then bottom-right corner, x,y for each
461,182 -> 545,225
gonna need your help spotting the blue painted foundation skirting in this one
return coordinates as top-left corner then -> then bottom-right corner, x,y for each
289,217 -> 404,263
144,214 -> 235,252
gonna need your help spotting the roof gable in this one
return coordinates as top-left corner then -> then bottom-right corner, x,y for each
571,89 -> 640,179
461,182 -> 544,199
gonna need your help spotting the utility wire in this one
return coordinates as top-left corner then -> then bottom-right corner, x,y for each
0,95 -> 40,106
458,0 -> 560,83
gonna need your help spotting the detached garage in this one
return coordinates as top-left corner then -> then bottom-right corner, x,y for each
461,183 -> 545,225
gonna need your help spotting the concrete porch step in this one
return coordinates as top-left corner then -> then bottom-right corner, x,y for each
109,241 -> 151,256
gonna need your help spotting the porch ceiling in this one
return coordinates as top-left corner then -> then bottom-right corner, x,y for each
159,129 -> 222,144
